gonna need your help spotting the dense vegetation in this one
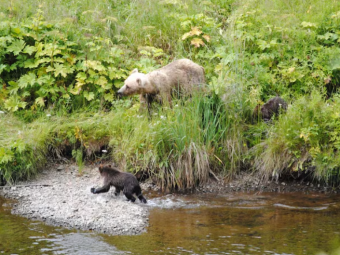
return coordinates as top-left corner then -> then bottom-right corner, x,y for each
1,0 -> 340,190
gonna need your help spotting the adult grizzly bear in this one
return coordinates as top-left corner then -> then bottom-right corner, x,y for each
91,165 -> 147,203
253,96 -> 288,122
117,59 -> 205,110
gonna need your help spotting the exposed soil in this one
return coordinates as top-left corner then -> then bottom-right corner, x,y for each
1,163 -> 339,236
197,171 -> 340,194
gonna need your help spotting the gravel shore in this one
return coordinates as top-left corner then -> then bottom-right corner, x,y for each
0,164 -> 149,235
1,163 -> 337,236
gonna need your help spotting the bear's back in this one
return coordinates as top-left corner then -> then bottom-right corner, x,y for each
148,59 -> 205,93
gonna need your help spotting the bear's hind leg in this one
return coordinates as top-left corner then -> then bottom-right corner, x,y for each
123,191 -> 136,202
135,187 -> 147,203
137,194 -> 147,204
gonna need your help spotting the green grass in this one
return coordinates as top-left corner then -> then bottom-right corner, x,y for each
1,94 -> 241,189
253,91 -> 340,184
1,0 -> 340,189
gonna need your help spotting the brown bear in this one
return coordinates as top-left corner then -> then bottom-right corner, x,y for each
91,165 -> 147,203
117,59 -> 205,110
253,96 -> 288,122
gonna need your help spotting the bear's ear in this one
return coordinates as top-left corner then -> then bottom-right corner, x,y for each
136,78 -> 143,87
131,68 -> 139,74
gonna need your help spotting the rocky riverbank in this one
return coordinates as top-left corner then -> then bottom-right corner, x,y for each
0,164 -> 149,236
1,163 -> 338,236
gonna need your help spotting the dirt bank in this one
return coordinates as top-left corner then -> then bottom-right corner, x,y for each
0,164 -> 149,236
197,171 -> 340,194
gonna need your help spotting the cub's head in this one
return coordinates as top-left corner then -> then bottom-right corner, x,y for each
98,164 -> 112,175
117,69 -> 148,96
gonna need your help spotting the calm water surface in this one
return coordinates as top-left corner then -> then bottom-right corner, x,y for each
1,192 -> 340,254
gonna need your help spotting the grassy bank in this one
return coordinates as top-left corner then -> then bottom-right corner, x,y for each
1,0 -> 340,189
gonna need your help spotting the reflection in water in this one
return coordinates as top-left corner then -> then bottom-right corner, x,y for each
106,192 -> 340,255
38,233 -> 125,255
1,192 -> 340,255
0,197 -> 123,255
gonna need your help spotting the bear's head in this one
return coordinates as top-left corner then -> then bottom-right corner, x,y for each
117,69 -> 149,96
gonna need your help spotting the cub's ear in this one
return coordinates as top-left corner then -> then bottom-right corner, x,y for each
131,68 -> 139,74
108,164 -> 112,168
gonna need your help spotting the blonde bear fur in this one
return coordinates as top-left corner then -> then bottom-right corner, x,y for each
117,59 -> 205,110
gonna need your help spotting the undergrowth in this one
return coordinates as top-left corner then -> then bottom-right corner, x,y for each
1,0 -> 340,189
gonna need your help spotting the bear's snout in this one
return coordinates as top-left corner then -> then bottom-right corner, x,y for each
117,89 -> 124,98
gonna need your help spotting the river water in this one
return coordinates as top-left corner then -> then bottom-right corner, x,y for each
1,192 -> 340,255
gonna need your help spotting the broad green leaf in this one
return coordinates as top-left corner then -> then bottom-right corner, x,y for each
4,95 -> 27,112
40,43 -> 62,56
62,93 -> 70,99
18,72 -> 37,88
7,39 -> 26,55
13,139 -> 26,153
69,85 -> 81,95
84,91 -> 95,101
46,66 -> 55,73
76,72 -> 87,80
0,64 -> 6,74
54,63 -> 74,77
23,45 -> 37,55
8,81 -> 19,94
53,57 -> 65,63
104,93 -> 113,102
35,97 -> 45,107
11,27 -> 21,34
257,40 -> 270,51
35,42 -> 44,57
36,75 -> 55,85
0,148 -> 14,164
24,59 -> 40,69
95,76 -> 108,87
84,60 -> 106,71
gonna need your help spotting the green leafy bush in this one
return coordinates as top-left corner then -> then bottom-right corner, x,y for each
0,12 -> 131,113
253,91 -> 340,183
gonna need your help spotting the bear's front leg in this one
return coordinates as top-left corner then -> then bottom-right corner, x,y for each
139,94 -> 149,112
114,187 -> 121,196
91,184 -> 110,194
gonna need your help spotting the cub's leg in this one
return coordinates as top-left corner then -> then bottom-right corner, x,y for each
114,187 -> 121,196
123,191 -> 136,202
91,184 -> 110,194
135,186 -> 147,203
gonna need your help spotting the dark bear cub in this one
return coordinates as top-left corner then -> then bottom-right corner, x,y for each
253,96 -> 288,122
91,165 -> 147,203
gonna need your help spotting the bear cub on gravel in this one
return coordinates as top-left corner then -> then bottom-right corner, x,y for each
91,165 -> 147,203
117,58 -> 205,110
